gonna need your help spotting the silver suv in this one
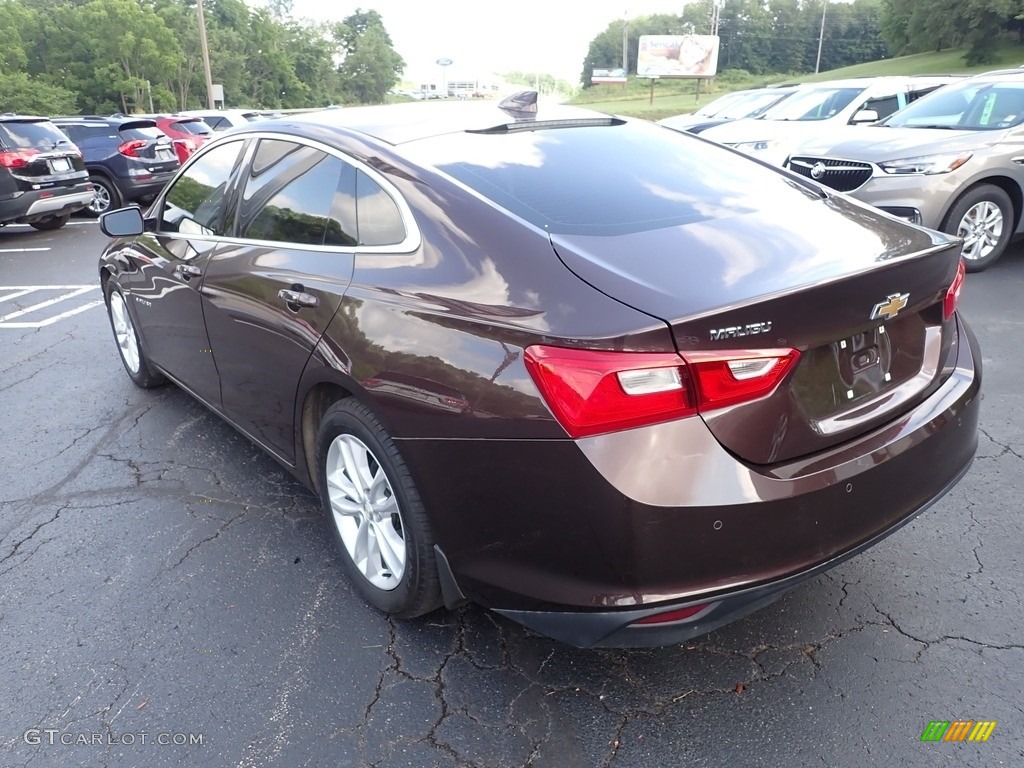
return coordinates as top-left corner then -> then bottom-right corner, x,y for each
786,69 -> 1024,271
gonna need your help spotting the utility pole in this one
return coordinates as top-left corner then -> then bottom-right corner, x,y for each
197,0 -> 216,108
622,17 -> 628,89
815,0 -> 827,74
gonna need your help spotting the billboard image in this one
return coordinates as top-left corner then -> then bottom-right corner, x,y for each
637,35 -> 721,78
591,68 -> 628,85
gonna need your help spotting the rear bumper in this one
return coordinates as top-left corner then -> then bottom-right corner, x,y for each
399,315 -> 981,647
114,171 -> 177,202
0,184 -> 94,224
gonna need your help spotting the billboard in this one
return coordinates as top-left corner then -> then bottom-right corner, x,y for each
637,35 -> 721,78
591,68 -> 627,85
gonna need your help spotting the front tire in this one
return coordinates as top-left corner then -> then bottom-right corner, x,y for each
317,399 -> 441,618
104,281 -> 166,388
29,214 -> 70,231
942,184 -> 1013,272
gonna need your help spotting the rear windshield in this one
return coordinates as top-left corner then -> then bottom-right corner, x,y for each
0,120 -> 73,150
405,120 -> 814,236
173,120 -> 213,136
119,126 -> 167,142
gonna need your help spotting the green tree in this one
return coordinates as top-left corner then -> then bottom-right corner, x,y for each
335,10 -> 404,104
0,72 -> 78,114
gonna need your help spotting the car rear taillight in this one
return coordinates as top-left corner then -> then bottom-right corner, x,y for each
523,347 -> 696,438
943,258 -> 965,321
524,345 -> 800,438
0,149 -> 40,168
683,348 -> 801,411
118,140 -> 147,157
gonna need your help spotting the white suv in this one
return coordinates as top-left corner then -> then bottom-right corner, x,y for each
699,76 -> 962,167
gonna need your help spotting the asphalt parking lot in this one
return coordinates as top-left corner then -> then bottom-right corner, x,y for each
1,220 -> 1022,767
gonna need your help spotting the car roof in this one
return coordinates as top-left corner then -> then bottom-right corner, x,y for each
252,97 -> 617,145
52,115 -> 158,130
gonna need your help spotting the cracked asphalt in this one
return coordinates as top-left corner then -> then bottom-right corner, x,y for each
1,222 -> 1022,767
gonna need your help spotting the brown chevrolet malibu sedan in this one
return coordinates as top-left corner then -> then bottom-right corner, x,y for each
97,94 -> 980,647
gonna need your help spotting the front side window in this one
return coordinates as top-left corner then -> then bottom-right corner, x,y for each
161,140 -> 245,236
237,139 -> 344,246
858,95 -> 900,121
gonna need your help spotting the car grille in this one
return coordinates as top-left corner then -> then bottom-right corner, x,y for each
787,157 -> 873,193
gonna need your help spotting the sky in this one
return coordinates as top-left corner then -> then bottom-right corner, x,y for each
286,0 -> 693,86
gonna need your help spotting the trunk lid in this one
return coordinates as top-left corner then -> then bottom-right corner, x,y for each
551,193 -> 963,464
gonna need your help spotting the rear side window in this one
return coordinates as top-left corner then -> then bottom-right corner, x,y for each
161,140 -> 246,236
0,120 -> 71,149
237,138 -> 344,246
356,171 -> 405,246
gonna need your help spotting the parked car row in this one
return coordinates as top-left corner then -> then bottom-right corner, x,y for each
662,69 -> 1024,271
0,109 -> 271,230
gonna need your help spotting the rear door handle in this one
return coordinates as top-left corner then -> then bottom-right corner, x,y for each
278,288 -> 319,308
174,263 -> 202,279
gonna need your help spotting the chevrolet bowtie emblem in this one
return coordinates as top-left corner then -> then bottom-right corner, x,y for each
870,292 -> 910,321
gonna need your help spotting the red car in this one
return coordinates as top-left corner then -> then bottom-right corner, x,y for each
149,115 -> 213,164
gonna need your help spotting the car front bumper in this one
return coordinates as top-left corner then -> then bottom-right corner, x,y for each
398,315 -> 981,647
846,172 -> 972,230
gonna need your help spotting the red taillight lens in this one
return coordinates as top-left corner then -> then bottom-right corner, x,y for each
943,258 -> 965,321
632,603 -> 710,625
118,139 -> 147,157
524,345 -> 799,438
684,348 -> 801,411
523,347 -> 695,438
0,148 -> 40,168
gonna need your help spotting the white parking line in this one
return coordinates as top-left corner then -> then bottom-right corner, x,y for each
0,300 -> 105,328
0,285 -> 102,328
0,248 -> 51,253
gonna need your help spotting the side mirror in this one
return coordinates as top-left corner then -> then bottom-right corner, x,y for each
99,206 -> 145,238
851,109 -> 880,125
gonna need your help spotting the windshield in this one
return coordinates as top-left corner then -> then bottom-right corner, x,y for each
760,86 -> 865,121
693,91 -> 749,118
718,91 -> 791,119
884,81 -> 1024,130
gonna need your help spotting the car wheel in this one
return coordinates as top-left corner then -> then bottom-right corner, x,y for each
942,184 -> 1013,272
88,176 -> 122,217
104,281 -> 166,388
29,214 -> 70,231
317,399 -> 441,618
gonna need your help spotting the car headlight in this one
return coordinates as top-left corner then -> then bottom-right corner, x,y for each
731,139 -> 779,154
879,153 -> 973,175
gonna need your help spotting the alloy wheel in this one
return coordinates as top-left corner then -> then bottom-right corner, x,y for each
325,434 -> 406,590
957,200 -> 1003,262
109,290 -> 140,374
89,184 -> 111,215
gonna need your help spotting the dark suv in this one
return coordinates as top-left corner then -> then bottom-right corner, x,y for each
51,116 -> 179,215
0,115 -> 93,231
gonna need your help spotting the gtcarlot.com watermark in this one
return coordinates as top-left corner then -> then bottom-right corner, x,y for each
24,729 -> 204,747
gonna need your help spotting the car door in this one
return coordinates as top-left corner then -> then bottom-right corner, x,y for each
119,138 -> 248,405
200,137 -> 356,462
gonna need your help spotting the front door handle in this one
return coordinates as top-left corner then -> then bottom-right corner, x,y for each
174,263 -> 202,279
278,288 -> 319,308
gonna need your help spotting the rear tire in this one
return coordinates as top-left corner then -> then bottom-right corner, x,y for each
317,399 -> 441,618
942,184 -> 1013,273
104,281 -> 166,388
88,175 -> 122,217
29,214 -> 70,231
